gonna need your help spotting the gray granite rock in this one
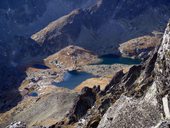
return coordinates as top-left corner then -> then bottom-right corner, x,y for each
97,21 -> 170,128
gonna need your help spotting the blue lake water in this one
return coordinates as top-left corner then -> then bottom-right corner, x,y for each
32,55 -> 141,89
98,55 -> 141,65
52,56 -> 141,89
28,92 -> 38,97
52,71 -> 94,89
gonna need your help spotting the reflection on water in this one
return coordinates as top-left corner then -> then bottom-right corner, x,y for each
53,71 -> 94,89
98,54 -> 141,65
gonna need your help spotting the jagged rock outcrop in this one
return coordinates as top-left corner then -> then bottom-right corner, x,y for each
97,22 -> 170,128
2,1 -> 170,128
154,22 -> 170,122
49,21 -> 170,128
155,22 -> 170,97
1,0 -> 170,98
66,87 -> 97,124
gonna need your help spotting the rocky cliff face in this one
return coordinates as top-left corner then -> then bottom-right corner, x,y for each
1,1 -> 170,128
1,21 -> 170,128
45,21 -> 170,128
96,22 -> 170,128
155,22 -> 170,97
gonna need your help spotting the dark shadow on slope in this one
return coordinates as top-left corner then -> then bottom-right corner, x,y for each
31,0 -> 170,56
0,66 -> 26,113
0,37 -> 42,113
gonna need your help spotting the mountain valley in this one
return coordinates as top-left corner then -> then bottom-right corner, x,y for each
1,0 -> 170,128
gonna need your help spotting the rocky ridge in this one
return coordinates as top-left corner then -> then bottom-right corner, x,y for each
0,0 -> 96,41
3,22 -> 170,128
47,21 -> 170,128
31,0 -> 170,55
1,1 -> 170,128
1,0 -> 169,95
3,24 -> 169,127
